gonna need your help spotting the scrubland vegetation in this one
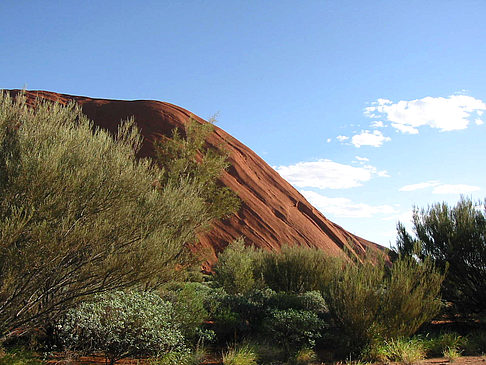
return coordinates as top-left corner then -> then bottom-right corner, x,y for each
1,92 -> 486,364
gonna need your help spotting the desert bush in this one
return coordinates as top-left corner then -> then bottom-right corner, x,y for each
213,238 -> 260,295
324,255 -> 443,353
56,290 -> 186,365
159,282 -> 213,343
0,92 -> 238,339
396,196 -> 486,315
262,309 -> 326,355
255,244 -> 335,293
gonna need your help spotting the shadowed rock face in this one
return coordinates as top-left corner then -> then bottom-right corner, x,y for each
7,90 -> 386,268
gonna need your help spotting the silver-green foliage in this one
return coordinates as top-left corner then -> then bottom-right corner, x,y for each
57,290 -> 186,364
0,93 -> 214,338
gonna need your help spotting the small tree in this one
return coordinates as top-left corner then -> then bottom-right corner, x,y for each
0,93 -> 231,339
57,291 -> 186,364
154,116 -> 240,224
396,197 -> 486,315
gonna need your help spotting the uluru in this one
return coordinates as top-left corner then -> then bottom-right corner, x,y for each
6,89 -> 385,268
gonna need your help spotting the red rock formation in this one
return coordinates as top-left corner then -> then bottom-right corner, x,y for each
6,90 -> 386,268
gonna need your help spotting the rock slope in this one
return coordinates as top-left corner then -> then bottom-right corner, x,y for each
8,90 -> 385,267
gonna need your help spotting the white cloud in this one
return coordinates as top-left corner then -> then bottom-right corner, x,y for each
336,135 -> 349,142
326,138 -> 332,143
355,156 -> 369,163
399,181 -> 480,195
432,184 -> 480,194
301,190 -> 397,218
274,159 -> 387,190
366,95 -> 486,134
351,130 -> 391,147
475,119 -> 484,125
399,181 -> 440,191
370,120 -> 385,128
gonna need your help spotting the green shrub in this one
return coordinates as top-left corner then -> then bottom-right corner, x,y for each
56,291 -> 186,364
255,244 -> 335,293
222,344 -> 258,365
324,255 -> 443,353
262,309 -> 326,355
160,282 -> 212,343
213,238 -> 259,295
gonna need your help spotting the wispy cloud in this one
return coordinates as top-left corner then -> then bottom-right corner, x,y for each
432,184 -> 480,194
336,135 -> 349,142
351,130 -> 391,147
399,181 -> 480,194
301,190 -> 397,218
399,181 -> 440,191
274,159 -> 388,190
365,95 -> 486,134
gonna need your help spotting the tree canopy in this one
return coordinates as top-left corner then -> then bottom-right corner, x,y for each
0,92 -> 238,339
395,196 -> 486,315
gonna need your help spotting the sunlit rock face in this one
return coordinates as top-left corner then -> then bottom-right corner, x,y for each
8,89 -> 386,270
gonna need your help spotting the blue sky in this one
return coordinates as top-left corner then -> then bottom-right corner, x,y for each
2,1 -> 485,247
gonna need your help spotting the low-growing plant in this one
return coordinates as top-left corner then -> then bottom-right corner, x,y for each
423,332 -> 466,357
464,330 -> 486,355
290,347 -> 318,365
0,347 -> 42,365
369,338 -> 425,365
222,344 -> 258,365
443,347 -> 461,362
56,290 -> 186,364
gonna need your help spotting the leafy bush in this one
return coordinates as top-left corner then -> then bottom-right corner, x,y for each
324,255 -> 443,353
464,330 -> 486,355
160,282 -> 213,343
262,309 -> 326,354
206,288 -> 329,345
443,347 -> 461,362
56,291 -> 186,364
213,238 -> 259,295
255,244 -> 335,293
396,196 -> 486,315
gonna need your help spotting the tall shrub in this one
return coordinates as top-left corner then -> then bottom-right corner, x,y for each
255,244 -> 334,293
0,93 -> 227,339
396,197 -> 486,315
324,256 -> 443,353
